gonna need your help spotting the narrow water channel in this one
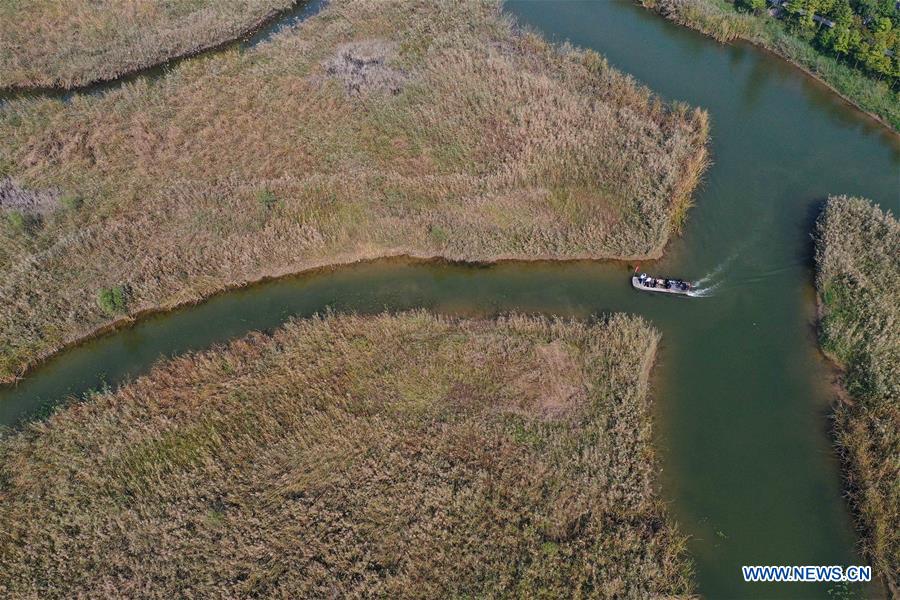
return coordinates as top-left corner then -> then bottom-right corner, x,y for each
506,2 -> 899,597
1,1 -> 898,598
0,0 -> 327,105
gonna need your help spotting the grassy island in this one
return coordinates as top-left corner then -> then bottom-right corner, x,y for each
0,311 -> 693,598
641,0 -> 900,132
0,0 -> 709,383
0,0 -> 297,89
815,196 -> 899,595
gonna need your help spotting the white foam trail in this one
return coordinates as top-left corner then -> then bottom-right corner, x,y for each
688,281 -> 721,297
693,271 -> 718,287
694,251 -> 738,286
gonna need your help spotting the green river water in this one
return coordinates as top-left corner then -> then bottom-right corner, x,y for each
1,1 -> 898,597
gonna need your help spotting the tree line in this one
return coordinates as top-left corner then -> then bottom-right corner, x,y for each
739,0 -> 900,82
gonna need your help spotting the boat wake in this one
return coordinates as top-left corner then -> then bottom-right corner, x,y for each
687,282 -> 720,297
688,253 -> 737,297
693,269 -> 721,287
693,251 -> 738,287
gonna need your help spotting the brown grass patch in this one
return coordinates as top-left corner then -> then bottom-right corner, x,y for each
0,0 -> 709,383
0,0 -> 296,89
0,311 -> 693,598
815,196 -> 899,595
511,340 -> 587,419
324,40 -> 408,96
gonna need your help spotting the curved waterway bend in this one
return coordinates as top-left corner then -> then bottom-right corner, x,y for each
0,0 -> 326,105
1,0 -> 898,597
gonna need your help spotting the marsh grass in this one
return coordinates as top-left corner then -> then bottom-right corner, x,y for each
0,0 -> 709,383
643,0 -> 758,42
815,197 -> 899,595
642,0 -> 900,131
0,311 -> 694,598
97,285 -> 129,315
0,0 -> 295,89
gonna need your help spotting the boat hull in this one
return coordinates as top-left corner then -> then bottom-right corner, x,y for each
631,276 -> 692,296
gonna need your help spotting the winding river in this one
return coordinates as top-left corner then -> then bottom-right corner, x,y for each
1,1 -> 898,597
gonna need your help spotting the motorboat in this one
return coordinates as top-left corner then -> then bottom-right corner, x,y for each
631,272 -> 692,295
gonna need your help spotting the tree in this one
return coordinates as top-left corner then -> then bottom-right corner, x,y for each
787,0 -> 820,33
892,38 -> 900,81
740,0 -> 767,13
821,0 -> 857,55
817,0 -> 840,17
866,17 -> 895,77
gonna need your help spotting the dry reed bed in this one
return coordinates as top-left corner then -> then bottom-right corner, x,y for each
815,196 -> 899,595
0,0 -> 709,383
0,311 -> 693,598
0,0 -> 296,89
642,0 -> 758,43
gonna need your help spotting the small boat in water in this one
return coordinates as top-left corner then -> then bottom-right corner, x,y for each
631,272 -> 693,296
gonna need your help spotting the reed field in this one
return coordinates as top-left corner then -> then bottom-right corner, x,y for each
815,196 -> 899,595
0,0 -> 297,89
641,0 -> 900,132
0,0 -> 709,383
0,311 -> 693,598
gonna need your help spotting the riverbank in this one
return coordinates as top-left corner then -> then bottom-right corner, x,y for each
815,196 -> 899,596
0,311 -> 693,597
639,0 -> 900,133
0,0 -> 299,89
0,0 -> 709,384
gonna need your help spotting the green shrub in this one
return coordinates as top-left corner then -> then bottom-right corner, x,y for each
4,210 -> 42,234
5,211 -> 26,231
429,224 -> 448,244
256,189 -> 278,210
97,285 -> 129,315
739,0 -> 765,13
60,194 -> 83,210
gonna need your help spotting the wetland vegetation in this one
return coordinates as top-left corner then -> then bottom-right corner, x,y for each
0,0 -> 709,383
2,0 -> 896,596
641,0 -> 900,131
0,312 -> 693,598
815,196 -> 899,596
0,0 -> 297,89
